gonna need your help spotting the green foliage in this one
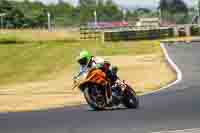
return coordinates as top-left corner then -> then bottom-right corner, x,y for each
191,26 -> 200,36
79,0 -> 96,23
0,0 -> 166,28
159,0 -> 189,24
80,0 -> 124,23
79,0 -> 157,24
99,0 -> 123,21
0,0 -> 79,28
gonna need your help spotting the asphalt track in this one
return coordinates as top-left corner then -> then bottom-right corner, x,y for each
1,43 -> 200,133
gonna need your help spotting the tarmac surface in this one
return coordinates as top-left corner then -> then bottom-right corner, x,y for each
1,43 -> 200,133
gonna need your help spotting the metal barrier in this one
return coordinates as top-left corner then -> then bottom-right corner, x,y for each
104,28 -> 174,41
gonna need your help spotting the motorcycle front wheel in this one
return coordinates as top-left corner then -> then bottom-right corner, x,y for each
83,84 -> 106,110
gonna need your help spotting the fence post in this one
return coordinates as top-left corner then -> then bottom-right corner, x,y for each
185,25 -> 191,36
101,31 -> 105,43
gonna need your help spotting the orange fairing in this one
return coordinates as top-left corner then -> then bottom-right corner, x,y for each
86,69 -> 107,85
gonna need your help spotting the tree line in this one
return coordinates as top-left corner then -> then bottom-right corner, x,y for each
159,0 -> 189,24
0,0 -> 191,28
80,0 -> 190,25
0,0 -> 80,28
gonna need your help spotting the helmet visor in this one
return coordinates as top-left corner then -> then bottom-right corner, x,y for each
78,57 -> 88,65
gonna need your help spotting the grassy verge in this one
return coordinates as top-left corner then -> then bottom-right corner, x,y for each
0,31 -> 177,112
0,29 -> 79,44
0,39 -> 163,85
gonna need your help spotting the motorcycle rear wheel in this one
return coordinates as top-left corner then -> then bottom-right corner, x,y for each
122,86 -> 139,109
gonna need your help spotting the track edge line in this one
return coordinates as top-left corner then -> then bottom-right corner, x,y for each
142,43 -> 183,96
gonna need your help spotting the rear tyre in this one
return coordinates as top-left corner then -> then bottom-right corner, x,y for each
123,87 -> 139,109
83,85 -> 106,110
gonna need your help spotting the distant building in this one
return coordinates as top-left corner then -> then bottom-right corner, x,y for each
136,17 -> 160,27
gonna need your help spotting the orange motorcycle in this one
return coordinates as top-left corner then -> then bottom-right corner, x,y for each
73,68 -> 139,110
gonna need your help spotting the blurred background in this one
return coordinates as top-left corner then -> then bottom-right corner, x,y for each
0,0 -> 200,29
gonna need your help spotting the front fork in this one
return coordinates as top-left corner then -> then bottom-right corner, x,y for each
105,84 -> 112,104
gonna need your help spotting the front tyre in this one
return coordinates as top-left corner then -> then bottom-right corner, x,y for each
123,87 -> 139,109
83,85 -> 106,110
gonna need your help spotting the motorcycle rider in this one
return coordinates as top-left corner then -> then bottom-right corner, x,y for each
74,50 -> 119,105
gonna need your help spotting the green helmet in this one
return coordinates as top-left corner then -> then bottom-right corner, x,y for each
76,50 -> 92,65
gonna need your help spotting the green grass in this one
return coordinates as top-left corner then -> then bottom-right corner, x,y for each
0,30 -> 79,44
0,33 -> 24,44
0,32 -> 161,86
0,40 -> 161,85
